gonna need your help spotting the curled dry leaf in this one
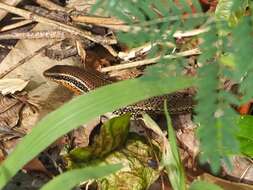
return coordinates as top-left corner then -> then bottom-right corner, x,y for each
0,94 -> 38,160
23,158 -> 52,177
0,94 -> 24,128
0,78 -> 29,95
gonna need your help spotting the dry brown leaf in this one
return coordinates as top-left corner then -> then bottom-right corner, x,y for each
221,156 -> 253,185
23,158 -> 52,177
0,94 -> 19,113
0,78 -> 29,95
201,173 -> 253,190
0,95 -> 23,128
0,131 -> 23,160
69,118 -> 101,148
0,94 -> 28,160
0,23 -> 77,133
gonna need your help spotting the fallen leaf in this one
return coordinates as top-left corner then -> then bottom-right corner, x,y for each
0,95 -> 23,128
23,158 -> 52,177
67,114 -> 131,164
0,78 -> 29,95
65,115 -> 161,190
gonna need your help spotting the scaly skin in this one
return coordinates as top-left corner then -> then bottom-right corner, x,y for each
44,65 -> 195,116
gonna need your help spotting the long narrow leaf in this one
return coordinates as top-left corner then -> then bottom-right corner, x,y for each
189,180 -> 223,190
0,76 -> 195,188
41,164 -> 122,190
164,101 -> 186,190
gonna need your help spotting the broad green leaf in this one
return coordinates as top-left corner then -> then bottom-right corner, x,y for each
67,133 -> 161,190
237,116 -> 253,157
67,115 -> 160,190
97,134 -> 161,190
189,180 -> 223,190
0,76 -> 195,189
67,114 -> 130,165
41,164 -> 122,190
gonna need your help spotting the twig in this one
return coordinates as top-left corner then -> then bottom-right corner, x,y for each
94,24 -> 131,32
172,28 -> 210,38
0,2 -> 117,44
97,23 -> 209,39
71,15 -> 124,25
0,0 -> 22,21
239,157 -> 253,182
0,40 -> 62,78
88,22 -> 209,41
101,48 -> 201,72
239,164 -> 251,182
24,5 -> 71,23
34,0 -> 66,11
0,20 -> 33,32
118,42 -> 156,61
0,30 -> 72,40
75,40 -> 86,62
97,13 -> 209,32
45,46 -> 77,60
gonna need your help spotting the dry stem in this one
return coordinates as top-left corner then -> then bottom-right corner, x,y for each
0,30 -> 72,39
101,48 -> 201,72
0,40 -> 62,78
71,15 -> 124,25
0,2 -> 116,44
34,0 -> 66,11
0,20 -> 33,32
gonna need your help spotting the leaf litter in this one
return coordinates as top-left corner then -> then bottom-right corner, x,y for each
0,0 -> 252,190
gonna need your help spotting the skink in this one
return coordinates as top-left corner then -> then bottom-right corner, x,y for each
43,65 -> 195,116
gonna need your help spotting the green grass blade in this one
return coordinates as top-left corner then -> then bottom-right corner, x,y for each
41,164 -> 122,190
164,101 -> 186,190
0,76 -> 195,189
189,180 -> 223,190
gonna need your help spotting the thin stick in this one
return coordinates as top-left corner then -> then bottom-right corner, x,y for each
34,0 -> 66,11
0,0 -> 23,21
24,5 -> 71,23
0,2 -> 116,45
0,20 -> 33,32
101,48 -> 201,72
97,23 -> 209,39
71,15 -> 124,25
0,30 -> 71,40
95,24 -> 131,32
0,40 -> 62,79
172,28 -> 210,38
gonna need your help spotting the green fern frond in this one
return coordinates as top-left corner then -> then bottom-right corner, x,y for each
91,0 -> 253,173
94,0 -> 205,47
